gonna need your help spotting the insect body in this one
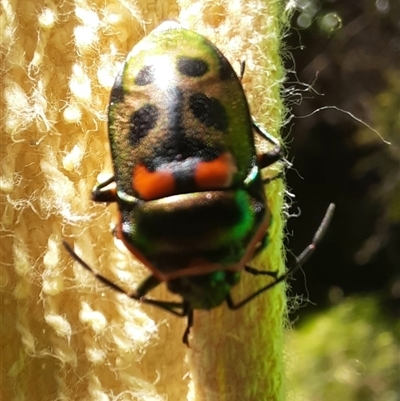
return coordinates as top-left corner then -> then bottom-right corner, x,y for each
64,22 -> 334,344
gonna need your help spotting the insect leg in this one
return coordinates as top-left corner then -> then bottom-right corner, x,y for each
244,265 -> 278,279
227,203 -> 335,309
238,60 -> 284,169
91,176 -> 118,203
63,241 -> 187,316
63,240 -> 140,300
252,122 -> 284,169
182,305 -> 194,346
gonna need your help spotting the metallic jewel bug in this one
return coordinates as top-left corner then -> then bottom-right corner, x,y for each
64,22 -> 335,345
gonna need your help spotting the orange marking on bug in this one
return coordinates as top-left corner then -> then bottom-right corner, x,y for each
132,164 -> 175,200
194,153 -> 237,189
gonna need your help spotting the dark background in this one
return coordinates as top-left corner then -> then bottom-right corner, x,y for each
282,0 -> 399,321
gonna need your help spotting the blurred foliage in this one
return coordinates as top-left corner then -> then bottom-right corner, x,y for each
293,0 -> 343,33
286,296 -> 399,401
283,2 -> 400,398
353,70 -> 400,266
282,0 -> 400,318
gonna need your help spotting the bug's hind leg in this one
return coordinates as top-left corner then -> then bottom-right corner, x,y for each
63,241 -> 196,345
228,203 -> 336,309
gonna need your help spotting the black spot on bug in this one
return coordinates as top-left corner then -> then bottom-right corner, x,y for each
146,137 -> 222,171
134,87 -> 224,175
110,72 -> 124,104
177,57 -> 209,77
135,65 -> 156,86
128,104 -> 159,147
189,93 -> 229,131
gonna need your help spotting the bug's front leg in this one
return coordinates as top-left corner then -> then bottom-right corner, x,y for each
91,175 -> 118,203
252,122 -> 284,170
91,175 -> 142,208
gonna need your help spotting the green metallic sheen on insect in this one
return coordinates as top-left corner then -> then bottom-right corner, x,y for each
65,21 -> 304,344
101,21 -> 282,286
